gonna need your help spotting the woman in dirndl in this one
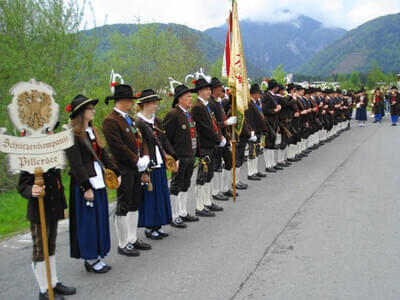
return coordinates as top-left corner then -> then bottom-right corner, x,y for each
135,89 -> 177,240
66,94 -> 120,273
355,89 -> 368,127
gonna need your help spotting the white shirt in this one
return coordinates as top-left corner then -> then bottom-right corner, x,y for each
113,107 -> 128,118
137,112 -> 163,168
198,96 -> 209,106
178,105 -> 189,113
86,127 -> 105,190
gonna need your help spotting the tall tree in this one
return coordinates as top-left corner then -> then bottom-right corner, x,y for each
271,64 -> 286,84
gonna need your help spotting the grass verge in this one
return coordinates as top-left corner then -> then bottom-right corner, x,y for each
0,171 -> 116,241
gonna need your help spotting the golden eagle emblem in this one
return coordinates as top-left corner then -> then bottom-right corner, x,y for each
17,90 -> 52,130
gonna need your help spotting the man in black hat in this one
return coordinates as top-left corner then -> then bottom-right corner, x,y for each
18,121 -> 76,300
294,85 -> 312,155
388,86 -> 400,126
275,83 -> 295,167
285,83 -> 302,162
246,83 -> 267,179
209,77 -> 237,200
314,87 -> 329,144
261,79 -> 282,172
102,84 -> 152,257
191,78 -> 224,217
304,88 -> 319,151
163,85 -> 200,228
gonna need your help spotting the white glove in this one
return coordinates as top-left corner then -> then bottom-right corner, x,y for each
248,135 -> 257,142
219,136 -> 227,147
226,116 -> 237,125
137,155 -> 150,172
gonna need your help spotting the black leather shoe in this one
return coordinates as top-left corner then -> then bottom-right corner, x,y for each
247,174 -> 261,181
283,161 -> 291,167
54,282 -> 76,296
118,244 -> 140,257
205,203 -> 223,211
265,167 -> 277,173
134,239 -> 152,250
171,217 -> 187,228
195,208 -> 216,217
144,230 -> 163,240
180,214 -> 199,222
287,158 -> 300,162
277,162 -> 285,167
85,260 -> 113,272
224,189 -> 238,197
256,172 -> 266,178
236,181 -> 248,189
235,183 -> 247,190
157,230 -> 169,237
212,192 -> 229,201
273,165 -> 283,170
39,291 -> 65,300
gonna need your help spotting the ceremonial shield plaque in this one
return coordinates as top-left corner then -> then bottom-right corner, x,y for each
0,79 -> 74,174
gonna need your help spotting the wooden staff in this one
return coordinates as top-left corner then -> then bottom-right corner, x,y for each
231,88 -> 237,202
34,167 -> 54,300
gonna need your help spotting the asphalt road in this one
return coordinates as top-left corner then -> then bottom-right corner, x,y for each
1,118 -> 399,300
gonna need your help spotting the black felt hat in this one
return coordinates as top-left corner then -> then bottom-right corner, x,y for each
105,84 -> 136,105
172,84 -> 194,108
391,86 -> 398,90
287,83 -> 296,92
136,89 -> 162,105
68,94 -> 99,119
193,78 -> 212,93
267,79 -> 278,90
250,84 -> 262,94
304,88 -> 313,95
211,77 -> 224,89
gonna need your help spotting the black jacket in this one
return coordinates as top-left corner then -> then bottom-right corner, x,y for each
66,130 -> 120,193
245,100 -> 267,137
191,98 -> 220,149
261,91 -> 278,127
136,116 -> 177,165
209,96 -> 230,140
163,106 -> 197,158
18,168 -> 67,224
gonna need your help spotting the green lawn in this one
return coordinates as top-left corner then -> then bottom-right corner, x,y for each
0,190 -> 30,240
0,172 -> 116,240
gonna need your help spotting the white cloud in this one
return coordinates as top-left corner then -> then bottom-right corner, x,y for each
80,0 -> 400,31
348,0 -> 400,29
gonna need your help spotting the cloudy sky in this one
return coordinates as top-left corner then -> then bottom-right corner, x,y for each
81,0 -> 400,31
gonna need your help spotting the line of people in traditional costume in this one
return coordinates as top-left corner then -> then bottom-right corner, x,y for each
18,74 -> 356,300
355,85 -> 400,126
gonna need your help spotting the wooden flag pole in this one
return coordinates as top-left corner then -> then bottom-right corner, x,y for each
34,167 -> 54,300
231,89 -> 237,202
